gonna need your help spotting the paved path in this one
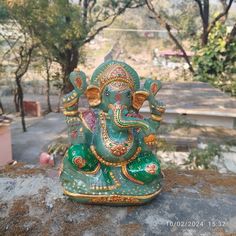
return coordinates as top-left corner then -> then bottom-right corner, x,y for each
11,112 -> 66,164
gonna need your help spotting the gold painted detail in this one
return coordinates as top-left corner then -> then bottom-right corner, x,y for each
91,195 -> 140,204
90,171 -> 121,191
63,90 -> 77,103
66,117 -> 79,124
156,106 -> 165,113
144,134 -> 158,146
63,188 -> 162,204
132,91 -> 149,110
121,164 -> 144,185
100,112 -> 133,156
109,81 -> 130,91
90,146 -> 142,167
96,65 -> 135,92
85,85 -> 101,107
81,163 -> 101,175
109,104 -> 149,130
151,114 -> 162,122
64,110 -> 78,116
63,97 -> 79,109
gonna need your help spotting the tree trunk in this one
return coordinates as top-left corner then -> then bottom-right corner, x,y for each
16,77 -> 26,132
57,88 -> 63,113
201,23 -> 209,46
200,0 -> 209,46
14,89 -> 20,112
45,59 -> 52,113
0,99 -> 4,114
62,65 -> 74,94
61,47 -> 79,94
145,0 -> 194,74
166,25 -> 195,73
46,76 -> 52,113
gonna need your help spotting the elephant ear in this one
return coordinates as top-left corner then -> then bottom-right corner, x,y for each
85,85 -> 101,107
132,91 -> 149,110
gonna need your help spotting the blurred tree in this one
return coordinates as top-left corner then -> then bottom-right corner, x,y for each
145,0 -> 195,73
193,22 -> 236,96
4,0 -> 144,92
145,0 -> 235,75
193,0 -> 234,46
0,20 -> 38,131
43,56 -> 53,113
167,1 -> 200,40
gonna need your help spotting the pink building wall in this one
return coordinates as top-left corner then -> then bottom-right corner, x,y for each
0,125 -> 13,166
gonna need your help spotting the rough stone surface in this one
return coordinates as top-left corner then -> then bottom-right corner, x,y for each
0,166 -> 236,236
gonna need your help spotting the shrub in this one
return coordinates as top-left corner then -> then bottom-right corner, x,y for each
193,22 -> 236,96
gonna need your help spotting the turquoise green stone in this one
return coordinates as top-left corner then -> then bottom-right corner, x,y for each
60,60 -> 165,205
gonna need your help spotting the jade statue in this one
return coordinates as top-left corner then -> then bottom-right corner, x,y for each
60,60 -> 165,205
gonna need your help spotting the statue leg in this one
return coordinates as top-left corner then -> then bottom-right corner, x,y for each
67,144 -> 99,172
123,151 -> 161,184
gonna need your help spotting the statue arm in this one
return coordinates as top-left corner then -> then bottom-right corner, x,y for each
139,79 -> 165,146
143,79 -> 165,127
63,70 -> 91,144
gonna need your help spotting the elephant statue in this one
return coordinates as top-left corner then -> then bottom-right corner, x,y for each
60,60 -> 165,205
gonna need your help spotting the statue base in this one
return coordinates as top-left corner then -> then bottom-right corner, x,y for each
60,156 -> 163,206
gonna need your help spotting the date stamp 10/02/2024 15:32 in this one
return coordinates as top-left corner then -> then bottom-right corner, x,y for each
166,220 -> 226,228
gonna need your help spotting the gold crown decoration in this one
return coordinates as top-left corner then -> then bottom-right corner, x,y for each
97,64 -> 134,91
90,60 -> 140,92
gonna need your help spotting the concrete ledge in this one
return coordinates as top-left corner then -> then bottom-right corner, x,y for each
140,107 -> 236,129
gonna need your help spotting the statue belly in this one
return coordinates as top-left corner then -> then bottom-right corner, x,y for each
92,134 -> 139,165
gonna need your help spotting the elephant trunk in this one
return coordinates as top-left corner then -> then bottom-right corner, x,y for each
109,104 -> 149,130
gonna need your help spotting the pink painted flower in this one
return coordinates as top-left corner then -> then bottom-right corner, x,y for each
145,164 -> 157,175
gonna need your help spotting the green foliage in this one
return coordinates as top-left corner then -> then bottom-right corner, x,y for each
6,0 -> 85,61
52,72 -> 63,90
184,143 -> 224,169
156,138 -> 176,152
173,116 -> 195,129
0,3 -> 9,20
193,22 -> 236,96
157,0 -> 200,40
4,0 -> 144,87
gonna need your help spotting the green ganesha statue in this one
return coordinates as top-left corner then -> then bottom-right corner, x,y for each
60,60 -> 165,205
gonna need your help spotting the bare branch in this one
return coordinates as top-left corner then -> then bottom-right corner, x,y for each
145,0 -> 194,73
207,0 -> 234,34
83,0 -> 144,44
193,0 -> 205,24
226,22 -> 236,46
0,31 -> 21,61
83,14 -> 118,44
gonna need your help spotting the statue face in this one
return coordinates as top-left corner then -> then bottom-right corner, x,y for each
101,82 -> 132,111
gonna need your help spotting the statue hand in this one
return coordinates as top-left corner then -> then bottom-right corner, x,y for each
63,70 -> 87,117
143,79 -> 165,116
69,70 -> 87,97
